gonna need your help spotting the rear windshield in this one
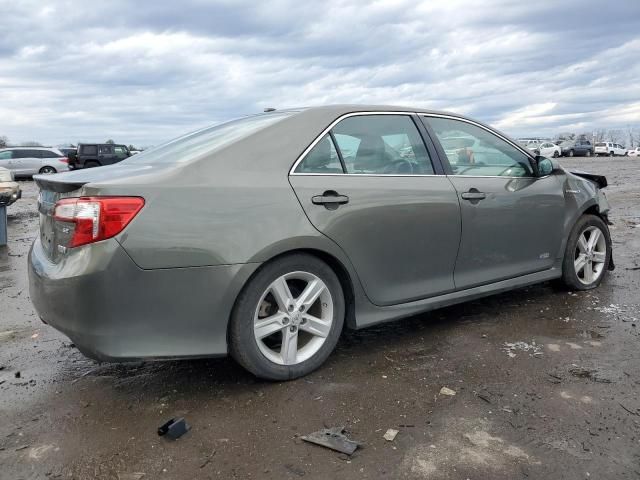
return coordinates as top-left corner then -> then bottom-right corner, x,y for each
125,112 -> 295,165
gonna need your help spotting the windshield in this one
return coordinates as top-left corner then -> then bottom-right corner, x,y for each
560,141 -> 573,147
124,112 -> 295,164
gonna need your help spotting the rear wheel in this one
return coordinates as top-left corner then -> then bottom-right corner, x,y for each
568,149 -> 575,157
38,166 -> 56,174
609,151 -> 615,157
229,254 -> 345,380
85,161 -> 100,168
561,215 -> 611,290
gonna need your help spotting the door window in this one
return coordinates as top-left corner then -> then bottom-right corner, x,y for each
0,150 -> 12,160
114,146 -> 128,159
294,135 -> 343,173
99,145 -> 113,155
332,115 -> 434,175
425,116 -> 533,177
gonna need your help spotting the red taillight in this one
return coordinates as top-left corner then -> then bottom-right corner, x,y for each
59,157 -> 69,163
53,197 -> 145,247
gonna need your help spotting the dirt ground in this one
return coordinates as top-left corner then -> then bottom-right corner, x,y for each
1,157 -> 639,480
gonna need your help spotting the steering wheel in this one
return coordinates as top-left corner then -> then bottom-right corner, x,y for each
382,159 -> 414,175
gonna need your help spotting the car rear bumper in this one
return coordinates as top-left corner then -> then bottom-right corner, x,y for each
28,237 -> 260,361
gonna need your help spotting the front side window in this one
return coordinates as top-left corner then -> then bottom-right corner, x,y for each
295,134 -> 343,173
114,146 -> 128,159
331,115 -> 434,175
41,150 -> 61,158
425,116 -> 533,177
0,150 -> 12,160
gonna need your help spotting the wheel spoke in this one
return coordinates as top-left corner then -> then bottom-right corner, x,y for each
281,327 -> 298,365
593,252 -> 606,263
300,313 -> 332,338
577,234 -> 589,254
583,263 -> 594,283
296,279 -> 326,309
587,229 -> 601,251
574,254 -> 587,273
254,312 -> 286,339
270,276 -> 293,312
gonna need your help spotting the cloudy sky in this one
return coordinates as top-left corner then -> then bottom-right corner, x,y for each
1,0 -> 639,146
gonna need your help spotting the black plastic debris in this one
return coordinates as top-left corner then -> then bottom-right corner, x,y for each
157,417 -> 190,440
301,426 -> 360,455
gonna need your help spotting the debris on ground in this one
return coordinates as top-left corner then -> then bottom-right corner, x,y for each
117,473 -> 145,480
14,371 -> 20,378
301,426 -> 360,455
503,341 -> 543,358
439,387 -> 456,396
157,417 -> 191,440
569,367 -> 613,383
383,428 -> 399,441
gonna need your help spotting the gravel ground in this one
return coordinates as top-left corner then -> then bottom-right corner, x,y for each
1,157 -> 639,480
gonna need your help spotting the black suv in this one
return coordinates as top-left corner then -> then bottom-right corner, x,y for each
69,143 -> 131,169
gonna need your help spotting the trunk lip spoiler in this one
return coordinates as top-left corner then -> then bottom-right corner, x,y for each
33,175 -> 87,193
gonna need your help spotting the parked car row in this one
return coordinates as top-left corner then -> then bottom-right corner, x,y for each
0,143 -> 134,177
518,138 -> 639,158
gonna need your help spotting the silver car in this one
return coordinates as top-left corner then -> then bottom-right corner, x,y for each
0,147 -> 71,176
28,105 -> 614,380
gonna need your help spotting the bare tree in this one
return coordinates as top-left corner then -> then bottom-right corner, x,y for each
607,129 -> 623,144
22,140 -> 42,147
626,125 -> 638,148
0,135 -> 8,148
593,129 -> 607,142
105,139 -> 115,144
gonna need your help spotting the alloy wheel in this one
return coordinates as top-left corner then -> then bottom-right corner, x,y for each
574,226 -> 607,285
253,271 -> 334,365
40,166 -> 56,174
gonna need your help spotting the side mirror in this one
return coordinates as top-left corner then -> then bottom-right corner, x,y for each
535,156 -> 558,176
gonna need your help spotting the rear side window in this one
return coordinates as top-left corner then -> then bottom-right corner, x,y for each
99,145 -> 113,155
82,145 -> 98,155
425,116 -> 533,177
13,150 -> 41,158
295,135 -> 343,173
40,150 -> 61,158
331,115 -> 434,175
126,112 -> 294,164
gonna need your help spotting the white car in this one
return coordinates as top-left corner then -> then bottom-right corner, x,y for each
627,147 -> 640,157
595,142 -> 627,157
0,147 -> 71,176
538,141 -> 562,158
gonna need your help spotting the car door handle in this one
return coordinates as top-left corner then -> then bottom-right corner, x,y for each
311,191 -> 349,206
461,190 -> 486,200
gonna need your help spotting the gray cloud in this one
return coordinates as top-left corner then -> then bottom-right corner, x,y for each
1,0 -> 639,146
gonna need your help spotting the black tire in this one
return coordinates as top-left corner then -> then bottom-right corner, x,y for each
84,161 -> 100,168
553,151 -> 559,158
39,166 -> 56,174
229,253 -> 345,380
568,149 -> 575,157
585,150 -> 591,157
609,151 -> 614,157
561,214 -> 611,291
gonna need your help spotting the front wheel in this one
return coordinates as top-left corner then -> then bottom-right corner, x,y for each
229,254 -> 345,380
585,150 -> 591,157
561,215 -> 611,290
609,151 -> 615,157
568,149 -> 575,157
553,151 -> 560,158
